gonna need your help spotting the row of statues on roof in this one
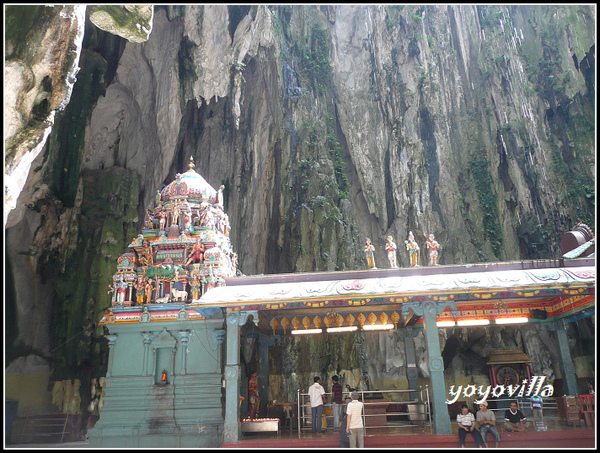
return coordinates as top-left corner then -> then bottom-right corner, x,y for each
109,266 -> 222,306
364,232 -> 441,269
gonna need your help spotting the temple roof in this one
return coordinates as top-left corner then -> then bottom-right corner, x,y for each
160,160 -> 217,203
487,349 -> 533,365
196,263 -> 595,307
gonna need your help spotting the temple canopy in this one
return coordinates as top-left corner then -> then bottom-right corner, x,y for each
487,349 -> 533,365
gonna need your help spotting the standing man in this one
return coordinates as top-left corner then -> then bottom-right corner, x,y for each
530,395 -> 546,431
308,376 -> 326,434
346,391 -> 364,448
331,376 -> 344,432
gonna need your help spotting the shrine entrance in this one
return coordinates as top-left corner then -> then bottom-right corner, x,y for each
196,257 -> 595,443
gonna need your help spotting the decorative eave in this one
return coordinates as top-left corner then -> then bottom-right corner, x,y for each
194,266 -> 595,308
99,303 -> 221,325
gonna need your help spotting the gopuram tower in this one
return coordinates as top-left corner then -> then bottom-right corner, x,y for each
88,158 -> 235,447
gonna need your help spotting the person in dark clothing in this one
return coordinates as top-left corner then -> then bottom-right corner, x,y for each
332,375 -> 344,431
339,410 -> 350,448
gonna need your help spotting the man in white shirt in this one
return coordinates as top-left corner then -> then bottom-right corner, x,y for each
457,404 -> 484,448
346,391 -> 364,448
308,376 -> 326,434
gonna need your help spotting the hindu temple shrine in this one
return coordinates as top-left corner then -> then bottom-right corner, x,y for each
87,160 -> 595,448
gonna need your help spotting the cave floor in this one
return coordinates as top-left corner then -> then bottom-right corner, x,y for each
225,416 -> 595,448
5,416 -> 594,449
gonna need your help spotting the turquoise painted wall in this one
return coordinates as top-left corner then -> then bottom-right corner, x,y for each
88,313 -> 226,448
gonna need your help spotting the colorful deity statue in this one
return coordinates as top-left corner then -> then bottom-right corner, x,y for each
216,185 -> 225,210
135,275 -> 146,305
386,236 -> 398,268
145,278 -> 154,303
364,238 -> 376,269
190,275 -> 201,300
183,210 -> 193,232
185,236 -> 205,267
158,209 -> 166,233
137,239 -> 154,266
405,231 -> 420,267
116,277 -> 127,305
144,209 -> 154,229
426,233 -> 441,266
171,202 -> 182,227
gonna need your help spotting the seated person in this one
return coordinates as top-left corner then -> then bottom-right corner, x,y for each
457,404 -> 484,448
476,401 -> 500,447
503,401 -> 529,431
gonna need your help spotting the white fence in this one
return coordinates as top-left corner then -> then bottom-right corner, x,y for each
296,387 -> 432,437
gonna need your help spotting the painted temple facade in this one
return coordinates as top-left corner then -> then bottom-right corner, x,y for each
88,161 -> 595,448
88,159 -> 235,447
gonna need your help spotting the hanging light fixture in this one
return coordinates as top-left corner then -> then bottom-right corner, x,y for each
495,317 -> 529,324
436,320 -> 456,327
457,319 -> 490,326
362,324 -> 394,331
327,326 -> 358,333
291,328 -> 323,335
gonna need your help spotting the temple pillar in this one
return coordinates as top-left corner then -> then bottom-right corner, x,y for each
224,310 -> 259,442
397,328 -> 420,400
258,334 -> 276,417
403,301 -> 454,435
178,331 -> 190,375
141,332 -> 154,376
422,302 -> 452,435
106,335 -> 118,377
224,312 -> 241,443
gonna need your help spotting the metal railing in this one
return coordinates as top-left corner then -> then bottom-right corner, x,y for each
484,396 -> 558,418
297,387 -> 432,437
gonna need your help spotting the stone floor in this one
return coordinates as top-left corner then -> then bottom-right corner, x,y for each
5,415 -> 594,449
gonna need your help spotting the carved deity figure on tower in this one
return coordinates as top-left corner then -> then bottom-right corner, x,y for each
216,185 -> 225,210
426,233 -> 441,266
144,209 -> 154,229
185,236 -> 206,267
137,239 -> 154,266
116,277 -> 127,305
145,278 -> 154,303
183,209 -> 192,232
171,202 -> 182,227
364,238 -> 376,269
405,231 -> 420,267
190,275 -> 201,300
135,275 -> 145,305
386,235 -> 398,268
